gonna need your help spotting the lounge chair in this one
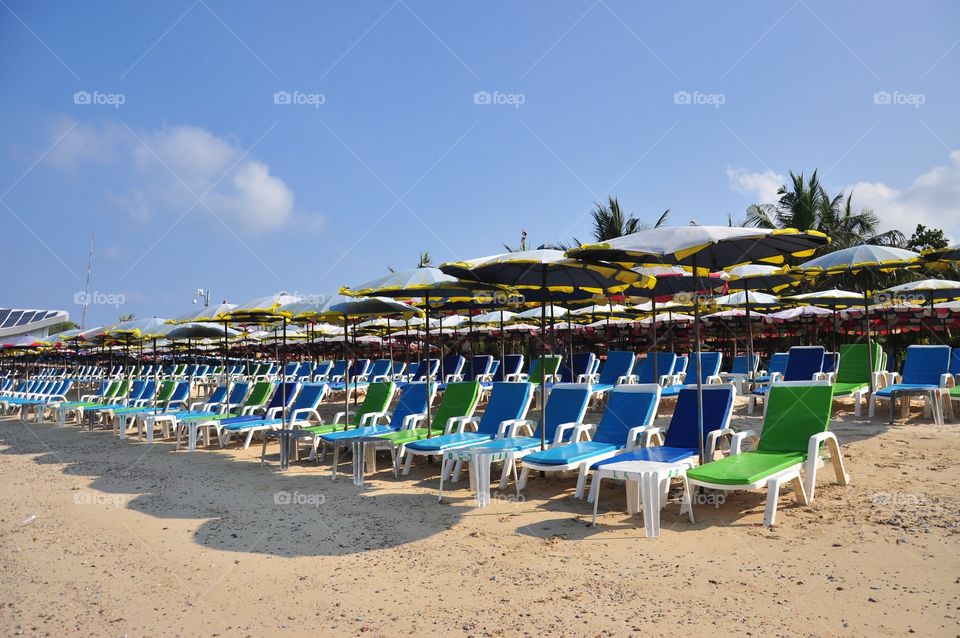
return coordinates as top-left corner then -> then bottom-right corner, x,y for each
403,382 -> 533,479
320,382 -> 434,479
520,384 -> 662,498
588,384 -> 736,522
748,346 -> 825,415
684,380 -> 849,527
868,345 -> 952,423
293,381 -> 397,460
820,343 -> 882,416
719,354 -> 760,392
215,382 -> 300,447
660,352 -> 723,398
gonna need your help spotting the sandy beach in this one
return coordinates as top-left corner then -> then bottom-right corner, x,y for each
1,396 -> 958,637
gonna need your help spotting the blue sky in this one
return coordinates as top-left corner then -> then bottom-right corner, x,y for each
2,0 -> 959,327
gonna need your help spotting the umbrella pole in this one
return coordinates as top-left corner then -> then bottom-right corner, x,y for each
468,310 -> 474,380
693,255 -> 705,465
425,293 -> 432,438
281,317 -> 287,425
342,313 -> 350,432
863,276 -> 875,393
744,281 -> 755,391
152,338 -> 160,416
500,314 -> 505,377
540,271 -> 547,451
651,297 -> 658,380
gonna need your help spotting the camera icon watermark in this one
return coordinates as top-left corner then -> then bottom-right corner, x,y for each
273,90 -> 326,108
73,491 -> 126,507
473,90 -> 526,109
273,490 -> 326,508
74,290 -> 126,308
673,90 -> 725,109
73,90 -> 126,108
873,90 -> 925,108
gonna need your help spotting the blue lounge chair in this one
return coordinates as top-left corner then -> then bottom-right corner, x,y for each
748,346 -> 825,415
754,353 -> 789,385
558,352 -> 597,384
487,354 -> 523,383
868,345 -> 952,422
216,382 -> 300,447
582,351 -> 637,400
661,352 -> 723,398
403,382 -> 534,476
587,384 -> 736,516
632,352 -> 678,386
452,384 -> 592,492
441,355 -> 466,382
719,353 -> 760,391
320,382 -> 435,478
520,384 -> 662,498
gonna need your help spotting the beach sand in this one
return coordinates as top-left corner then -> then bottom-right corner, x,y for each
1,397 -> 958,637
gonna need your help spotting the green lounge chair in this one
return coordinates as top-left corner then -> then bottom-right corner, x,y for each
380,381 -> 482,476
508,356 -> 562,385
683,381 -> 849,527
824,343 -> 883,416
298,381 -> 397,459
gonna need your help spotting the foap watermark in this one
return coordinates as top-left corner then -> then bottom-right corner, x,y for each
289,292 -> 328,306
73,90 -> 126,108
673,90 -> 725,108
274,490 -> 326,508
273,90 -> 326,108
873,90 -> 925,108
873,291 -> 927,306
473,90 -> 526,108
74,290 -> 126,308
74,491 -> 126,507
471,290 -> 526,307
673,291 -> 720,308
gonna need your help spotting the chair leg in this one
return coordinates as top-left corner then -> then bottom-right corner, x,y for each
574,464 -> 590,500
763,477 -> 784,527
401,451 -> 414,476
518,467 -> 530,491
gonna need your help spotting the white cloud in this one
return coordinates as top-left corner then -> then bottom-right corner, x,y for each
46,119 -> 310,233
726,166 -> 785,204
845,151 -> 960,241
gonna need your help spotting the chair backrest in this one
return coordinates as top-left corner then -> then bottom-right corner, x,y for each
635,352 -> 678,383
901,345 -> 951,385
353,382 -> 396,423
951,348 -> 960,376
349,359 -> 371,378
418,359 -> 440,380
835,343 -> 882,385
673,355 -> 689,375
227,381 -> 250,405
592,384 -> 662,446
283,362 -> 298,377
140,380 -> 157,399
758,382 -> 833,454
169,381 -> 190,403
314,361 -> 333,378
783,346 -> 824,381
528,355 -> 562,384
327,360 -> 345,378
155,380 -> 176,402
476,382 -> 533,435
686,352 -> 723,385
128,380 -> 147,400
821,352 -> 839,374
559,352 -> 596,383
765,353 -> 789,377
206,385 -> 228,405
265,382 -> 299,411
495,354 -> 524,381
290,383 -> 327,411
441,354 -> 465,378
367,359 -> 393,379
243,381 -> 274,407
430,381 -> 480,430
405,362 -> 422,379
538,384 -> 591,442
664,385 -> 735,449
488,360 -> 501,378
467,355 -> 494,381
388,382 -> 435,428
296,362 -> 314,379
597,351 -> 635,385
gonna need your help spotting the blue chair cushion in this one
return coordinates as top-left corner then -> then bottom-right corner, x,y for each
405,432 -> 492,452
524,441 -> 619,466
873,383 -> 939,398
319,424 -> 395,442
591,445 -> 697,469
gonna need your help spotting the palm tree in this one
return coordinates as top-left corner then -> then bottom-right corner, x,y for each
416,251 -> 432,268
745,170 -> 904,251
590,197 -> 669,241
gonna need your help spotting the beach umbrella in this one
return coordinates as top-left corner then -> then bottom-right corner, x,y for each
780,288 -> 864,353
170,302 -> 238,324
922,243 -> 960,264
343,268 -> 496,436
442,248 -> 652,450
797,245 -> 921,391
877,278 -> 960,339
569,225 -> 829,462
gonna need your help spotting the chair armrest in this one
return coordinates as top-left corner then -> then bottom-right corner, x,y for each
476,373 -> 494,383
706,427 -> 735,459
731,429 -> 758,454
457,418 -> 479,433
940,374 -> 954,388
625,425 -> 650,450
265,406 -> 283,419
444,374 -> 463,383
552,421 -> 583,444
290,407 -> 322,425
332,410 -> 353,424
705,374 -> 723,385
508,419 -> 536,437
400,413 -> 426,430
639,426 -> 664,448
359,411 -> 382,426
371,375 -> 391,382
658,374 -> 673,386
616,375 -> 635,385
572,422 -> 596,442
